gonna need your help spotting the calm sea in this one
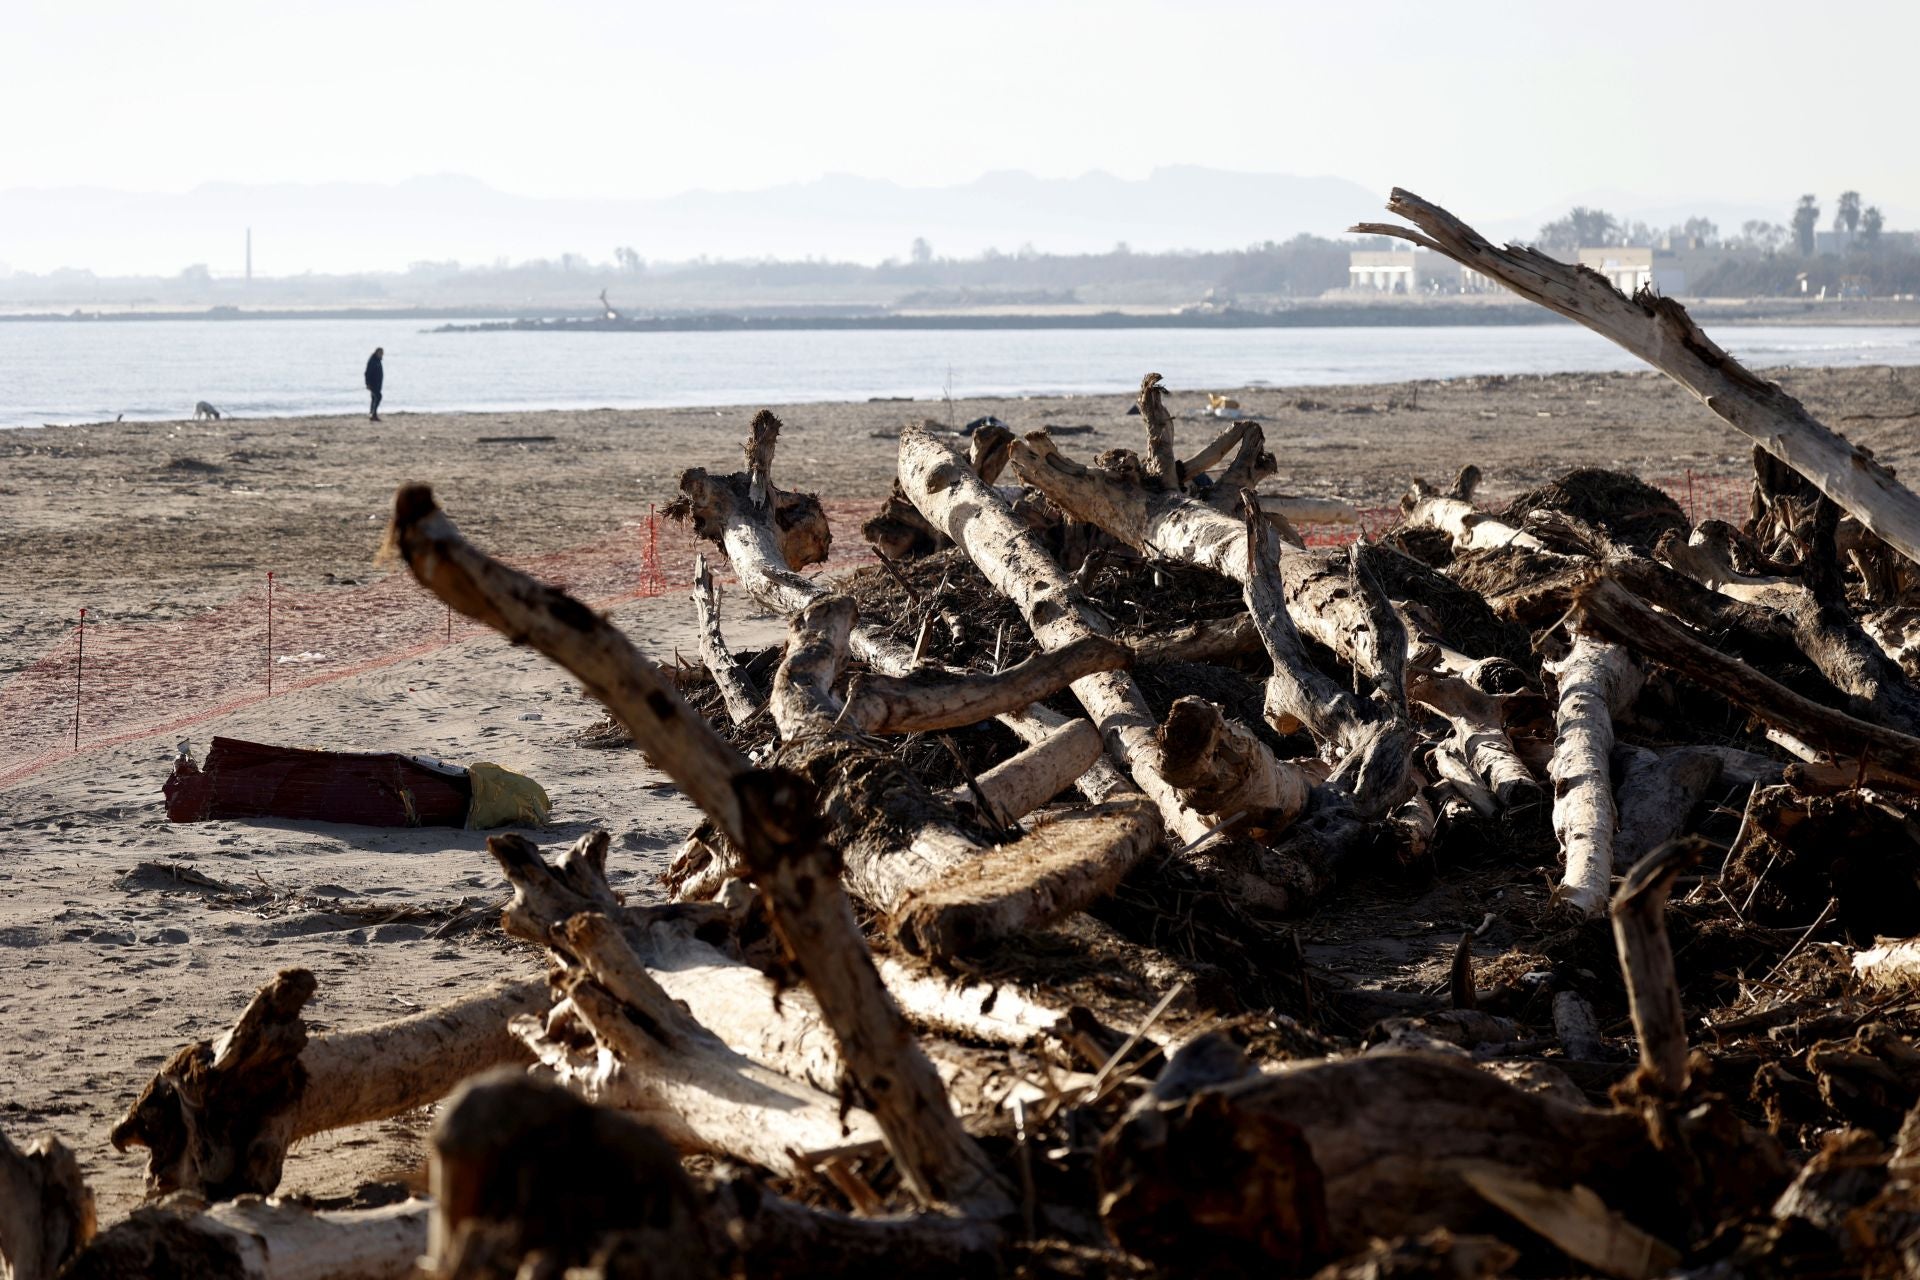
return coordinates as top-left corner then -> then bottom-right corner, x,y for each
6,318 -> 1920,428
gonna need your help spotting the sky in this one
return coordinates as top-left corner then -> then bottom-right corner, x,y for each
5,0 -> 1917,266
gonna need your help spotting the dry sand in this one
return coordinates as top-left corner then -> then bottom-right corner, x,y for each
4,364 -> 1919,1220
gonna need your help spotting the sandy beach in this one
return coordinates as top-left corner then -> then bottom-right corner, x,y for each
5,362 -> 1919,1219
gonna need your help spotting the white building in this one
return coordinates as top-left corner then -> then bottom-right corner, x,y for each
1576,246 -> 1687,295
1348,249 -> 1498,295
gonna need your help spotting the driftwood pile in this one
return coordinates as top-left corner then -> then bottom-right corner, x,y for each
17,193 -> 1920,1278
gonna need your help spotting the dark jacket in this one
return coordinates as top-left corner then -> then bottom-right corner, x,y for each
364,353 -> 384,392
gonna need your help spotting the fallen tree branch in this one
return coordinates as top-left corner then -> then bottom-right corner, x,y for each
0,1129 -> 93,1280
112,968 -> 545,1198
1546,634 -> 1642,917
1358,189 -> 1920,564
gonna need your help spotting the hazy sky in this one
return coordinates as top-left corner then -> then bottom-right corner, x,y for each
7,0 -> 1916,218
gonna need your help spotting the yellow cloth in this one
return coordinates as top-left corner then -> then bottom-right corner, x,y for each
465,762 -> 551,829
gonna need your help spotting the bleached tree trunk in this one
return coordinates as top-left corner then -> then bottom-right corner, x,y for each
897,426 -> 1219,848
1545,634 -> 1642,917
1610,841 -> 1694,1095
112,968 -> 546,1199
1359,188 -> 1920,565
1406,668 -> 1542,811
689,553 -> 764,725
950,716 -> 1104,824
1157,695 -> 1311,829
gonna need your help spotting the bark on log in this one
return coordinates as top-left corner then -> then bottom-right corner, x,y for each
768,593 -> 853,736
892,796 -> 1163,958
0,1129 -> 93,1280
1157,695 -> 1311,829
60,1196 -> 430,1280
736,822 -> 1013,1214
1572,576 -> 1920,775
1553,990 -> 1607,1062
689,554 -> 764,726
111,968 -> 545,1199
1610,841 -> 1697,1096
1546,635 -> 1642,917
1104,1052 -> 1649,1255
1357,189 -> 1920,565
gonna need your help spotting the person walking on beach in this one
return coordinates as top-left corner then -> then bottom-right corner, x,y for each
364,347 -> 385,422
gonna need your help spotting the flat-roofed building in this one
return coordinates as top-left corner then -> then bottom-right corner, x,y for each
1348,249 -> 1498,294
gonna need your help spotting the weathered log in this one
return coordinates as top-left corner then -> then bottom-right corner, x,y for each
679,426 -> 1128,802
1124,613 -> 1261,665
1157,695 -> 1311,829
112,968 -> 545,1199
1180,418 -> 1257,483
1657,521 -> 1797,604
892,796 -> 1163,957
897,424 -> 1215,847
1553,990 -> 1607,1062
62,1196 -> 428,1280
951,716 -> 1103,824
0,1129 -> 93,1280
428,1070 -> 1002,1280
689,553 -> 764,725
1572,576 -> 1920,774
1105,1052 -> 1650,1255
1407,668 -> 1542,812
1011,430 -> 1413,816
1137,371 -> 1180,490
429,1069 -> 712,1278
1611,841 -> 1696,1096
768,593 -> 854,736
843,633 -> 1131,734
1612,746 -> 1724,869
536,911 -> 877,1173
1546,634 -> 1642,917
736,814 -> 1013,1214
1358,189 -> 1920,565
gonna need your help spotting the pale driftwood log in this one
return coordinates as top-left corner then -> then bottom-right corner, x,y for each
1407,668 -> 1542,812
492,832 -> 1078,1113
678,431 -> 1129,802
950,716 -> 1103,824
1137,371 -> 1180,490
1658,522 -> 1797,604
1357,188 -> 1920,565
534,913 -> 877,1175
1101,1052 -> 1647,1256
0,1129 -> 93,1280
761,602 -> 1153,936
1401,474 -> 1548,553
737,815 -> 1013,1214
744,406 -> 779,510
843,633 -> 1130,734
892,796 -> 1163,957
897,425 -> 1215,848
1157,695 -> 1311,829
1011,430 -> 1413,816
1180,418 -> 1256,482
1553,990 -> 1607,1062
1852,938 -> 1920,992
61,1196 -> 429,1280
1545,634 -> 1642,917
111,968 -> 544,1198
1612,746 -> 1724,869
1573,576 -> 1920,774
1610,840 -> 1695,1095
689,553 -> 764,725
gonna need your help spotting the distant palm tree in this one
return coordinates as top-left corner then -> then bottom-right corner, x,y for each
1792,196 -> 1821,256
1863,206 -> 1885,250
1837,191 -> 1863,235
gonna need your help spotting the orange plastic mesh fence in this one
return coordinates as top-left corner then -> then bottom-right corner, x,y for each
0,480 -> 1749,789
0,499 -> 875,788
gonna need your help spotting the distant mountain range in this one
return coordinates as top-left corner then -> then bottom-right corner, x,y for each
2,170 -> 1910,277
